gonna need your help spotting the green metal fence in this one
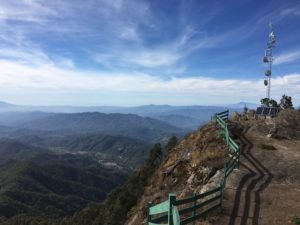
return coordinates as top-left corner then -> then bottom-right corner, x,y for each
147,110 -> 240,225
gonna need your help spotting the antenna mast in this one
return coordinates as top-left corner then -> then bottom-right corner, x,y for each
263,23 -> 276,101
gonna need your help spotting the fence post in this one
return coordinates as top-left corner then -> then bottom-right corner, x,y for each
221,162 -> 227,206
169,193 -> 176,225
147,202 -> 153,223
225,125 -> 229,145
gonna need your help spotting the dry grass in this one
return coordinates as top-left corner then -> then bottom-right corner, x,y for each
126,122 -> 231,225
191,149 -> 224,167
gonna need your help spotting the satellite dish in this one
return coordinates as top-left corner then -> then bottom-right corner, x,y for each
263,56 -> 269,63
264,80 -> 268,86
265,70 -> 271,76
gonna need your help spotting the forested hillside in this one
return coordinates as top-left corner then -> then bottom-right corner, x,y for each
0,140 -> 128,224
18,134 -> 151,169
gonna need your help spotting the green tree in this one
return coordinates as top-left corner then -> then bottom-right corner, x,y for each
280,94 -> 294,109
148,143 -> 162,166
261,98 -> 278,107
165,136 -> 178,153
269,99 -> 278,107
261,98 -> 270,106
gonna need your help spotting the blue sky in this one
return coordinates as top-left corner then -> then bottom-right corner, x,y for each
0,0 -> 299,106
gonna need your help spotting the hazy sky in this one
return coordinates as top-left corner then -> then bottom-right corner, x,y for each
0,0 -> 299,106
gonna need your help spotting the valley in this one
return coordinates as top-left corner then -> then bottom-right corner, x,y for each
0,106 -> 184,223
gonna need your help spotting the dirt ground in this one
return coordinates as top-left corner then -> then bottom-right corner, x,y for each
214,113 -> 300,225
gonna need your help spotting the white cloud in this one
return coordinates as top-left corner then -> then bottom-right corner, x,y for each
280,6 -> 300,17
0,0 -> 270,71
125,50 -> 181,68
119,26 -> 140,42
0,0 -> 59,24
0,1 -> 298,106
55,57 -> 75,69
92,25 -> 208,68
0,59 -> 299,105
0,47 -> 52,65
274,50 -> 300,65
0,0 -> 181,69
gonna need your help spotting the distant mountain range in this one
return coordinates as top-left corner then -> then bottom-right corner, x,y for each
0,101 -> 258,129
219,101 -> 260,109
0,110 -> 182,172
0,111 -> 184,142
0,101 -> 259,112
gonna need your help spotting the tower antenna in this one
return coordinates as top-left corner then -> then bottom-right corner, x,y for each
263,23 -> 276,101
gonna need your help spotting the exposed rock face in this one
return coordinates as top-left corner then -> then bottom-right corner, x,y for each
198,170 -> 224,194
126,123 -> 229,225
231,112 -> 240,121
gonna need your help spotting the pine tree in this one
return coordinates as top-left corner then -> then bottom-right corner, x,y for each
148,143 -> 162,165
261,98 -> 270,106
280,94 -> 294,109
165,136 -> 178,153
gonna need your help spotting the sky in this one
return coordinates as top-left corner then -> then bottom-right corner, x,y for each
0,0 -> 299,106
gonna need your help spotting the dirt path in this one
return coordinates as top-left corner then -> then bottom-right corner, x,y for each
215,123 -> 300,225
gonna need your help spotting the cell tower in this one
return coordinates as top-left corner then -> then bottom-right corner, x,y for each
263,23 -> 276,100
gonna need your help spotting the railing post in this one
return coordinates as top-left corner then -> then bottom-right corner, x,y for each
225,125 -> 229,145
169,193 -> 176,225
147,202 -> 153,223
221,162 -> 227,206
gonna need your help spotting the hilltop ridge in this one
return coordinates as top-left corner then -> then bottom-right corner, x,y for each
126,116 -> 232,225
126,109 -> 300,225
